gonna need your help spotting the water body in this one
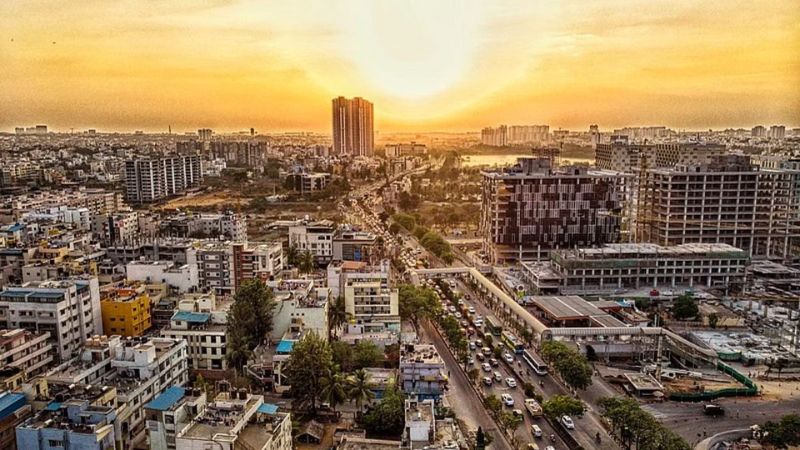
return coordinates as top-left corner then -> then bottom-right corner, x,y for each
460,154 -> 595,168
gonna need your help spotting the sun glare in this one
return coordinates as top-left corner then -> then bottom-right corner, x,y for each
339,1 -> 485,100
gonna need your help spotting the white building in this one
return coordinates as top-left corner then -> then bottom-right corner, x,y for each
160,292 -> 230,372
145,386 -> 207,450
342,260 -> 399,334
269,279 -> 330,341
0,328 -> 53,388
405,396 -> 436,448
289,221 -> 335,264
399,344 -> 447,399
0,278 -> 102,361
126,260 -> 199,293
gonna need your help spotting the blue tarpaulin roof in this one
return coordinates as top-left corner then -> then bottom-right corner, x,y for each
276,340 -> 295,354
0,393 -> 27,420
172,311 -> 211,323
144,386 -> 186,411
257,403 -> 279,414
44,401 -> 61,411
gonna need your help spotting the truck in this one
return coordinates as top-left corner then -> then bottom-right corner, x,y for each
524,398 -> 543,418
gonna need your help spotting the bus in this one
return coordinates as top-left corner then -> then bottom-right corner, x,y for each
502,331 -> 525,354
484,315 -> 503,336
522,349 -> 549,375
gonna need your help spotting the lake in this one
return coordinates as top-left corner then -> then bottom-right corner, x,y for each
460,154 -> 595,168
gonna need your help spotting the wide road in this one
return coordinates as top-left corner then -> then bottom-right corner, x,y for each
419,320 -> 514,450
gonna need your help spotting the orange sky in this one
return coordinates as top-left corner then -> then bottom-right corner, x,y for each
1,0 -> 798,133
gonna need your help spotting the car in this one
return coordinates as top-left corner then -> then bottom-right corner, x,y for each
501,393 -> 515,407
504,353 -> 515,363
468,356 -> 475,364
482,347 -> 492,356
531,424 -> 543,437
468,306 -> 476,314
506,377 -> 517,388
448,306 -> 456,313
455,312 -> 462,319
476,353 -> 485,361
545,447 -> 555,450
489,358 -> 499,367
469,341 -> 477,350
482,363 -> 492,372
512,409 -> 524,417
704,404 -> 725,416
561,415 -> 575,429
493,371 -> 503,382
483,377 -> 493,386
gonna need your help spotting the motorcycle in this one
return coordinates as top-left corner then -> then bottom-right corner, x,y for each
596,432 -> 602,444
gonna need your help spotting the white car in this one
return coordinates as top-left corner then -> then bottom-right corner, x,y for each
468,306 -> 476,314
561,415 -> 575,429
482,363 -> 492,372
506,377 -> 517,388
503,353 -> 515,363
483,377 -> 493,386
501,393 -> 515,407
531,424 -> 542,437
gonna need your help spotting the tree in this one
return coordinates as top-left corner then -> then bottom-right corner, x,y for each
467,367 -> 480,385
707,313 -> 719,329
363,382 -> 405,435
226,279 -> 276,372
284,331 -> 332,412
484,394 -> 503,418
542,395 -> 585,420
384,343 -> 400,368
298,250 -> 316,273
392,213 -> 416,231
328,295 -> 349,339
598,396 -> 691,450
761,414 -> 800,448
500,411 -> 523,444
475,427 -> 486,450
540,341 -> 593,391
331,340 -> 354,372
672,293 -> 699,320
320,365 -> 348,414
399,284 -> 441,327
286,244 -> 299,267
353,340 -> 383,369
347,368 -> 375,415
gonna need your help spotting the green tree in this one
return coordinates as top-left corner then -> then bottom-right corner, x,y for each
707,313 -> 719,329
328,295 -> 349,339
226,279 -> 276,372
353,340 -> 383,369
761,414 -> 800,448
542,395 -> 585,420
298,250 -> 316,273
500,411 -> 523,445
475,427 -> 486,450
331,340 -> 354,372
286,244 -> 299,267
384,343 -> 400,368
392,213 -> 416,231
399,284 -> 441,327
284,332 -> 332,412
598,396 -> 691,450
672,293 -> 699,320
484,394 -> 502,418
320,365 -> 348,414
540,341 -> 593,391
363,382 -> 405,435
347,368 -> 375,416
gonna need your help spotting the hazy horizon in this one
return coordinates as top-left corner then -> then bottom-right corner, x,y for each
2,0 -> 799,133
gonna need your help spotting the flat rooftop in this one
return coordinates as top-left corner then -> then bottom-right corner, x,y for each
555,242 -> 746,259
532,296 -> 604,320
624,373 -> 664,391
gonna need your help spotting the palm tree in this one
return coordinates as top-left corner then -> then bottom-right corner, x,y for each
347,369 -> 375,417
320,366 -> 348,415
299,250 -> 316,274
328,296 -> 349,339
286,244 -> 299,267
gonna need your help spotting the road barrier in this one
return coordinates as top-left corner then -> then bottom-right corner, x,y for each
667,361 -> 758,401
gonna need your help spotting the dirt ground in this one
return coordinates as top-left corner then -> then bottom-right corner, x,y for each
159,190 -> 250,210
665,375 -> 742,393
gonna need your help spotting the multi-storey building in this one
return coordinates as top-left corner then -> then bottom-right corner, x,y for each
289,221 -> 335,265
595,141 -> 726,173
285,171 -> 331,193
480,125 -> 508,146
0,391 -> 30,450
144,386 -> 207,450
399,344 -> 447,400
91,211 -> 140,245
100,282 -> 152,337
210,140 -> 268,166
524,243 -> 749,295
16,397 -> 117,450
480,157 -> 630,263
124,155 -> 202,203
636,155 -> 800,261
333,229 -> 376,262
342,260 -> 399,334
0,278 -> 102,362
332,96 -> 374,156
161,211 -> 247,241
384,142 -> 427,158
0,329 -> 53,388
160,292 -> 230,373
125,260 -> 199,294
269,279 -> 330,341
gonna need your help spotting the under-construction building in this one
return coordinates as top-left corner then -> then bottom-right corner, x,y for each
480,157 -> 631,263
636,155 -> 800,262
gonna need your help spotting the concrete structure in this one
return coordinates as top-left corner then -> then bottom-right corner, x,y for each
480,125 -> 508,146
196,240 -> 283,296
289,221 -> 335,265
342,260 -> 400,334
636,155 -> 800,261
480,157 -> 630,263
384,142 -> 427,158
404,396 -> 435,448
100,282 -> 152,337
144,386 -> 207,450
285,171 -> 331,193
333,229 -> 376,262
125,260 -> 199,294
0,391 -> 31,450
124,155 -> 202,203
160,292 -> 230,372
175,388 -> 292,450
16,398 -> 117,450
399,344 -> 447,400
0,279 -> 102,362
269,280 -> 330,342
0,329 -> 53,388
595,141 -> 726,173
161,211 -> 247,241
523,243 -> 749,295
91,211 -> 140,245
332,96 -> 374,156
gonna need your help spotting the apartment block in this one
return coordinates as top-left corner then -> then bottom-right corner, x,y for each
333,229 -> 376,262
0,391 -> 31,450
480,157 -> 630,263
144,386 -> 207,450
524,243 -> 749,295
269,279 -> 330,341
0,279 -> 102,362
595,141 -> 726,173
289,221 -> 335,264
636,155 -> 800,261
342,260 -> 399,334
161,211 -> 247,241
160,292 -> 230,372
125,260 -> 199,294
332,96 -> 374,156
100,282 -> 152,337
399,344 -> 447,400
384,142 -> 427,158
16,397 -> 117,450
124,155 -> 202,203
0,329 -> 53,388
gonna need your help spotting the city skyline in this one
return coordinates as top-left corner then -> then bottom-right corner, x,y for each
1,0 -> 798,133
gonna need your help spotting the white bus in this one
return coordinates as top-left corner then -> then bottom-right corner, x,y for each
522,349 -> 549,375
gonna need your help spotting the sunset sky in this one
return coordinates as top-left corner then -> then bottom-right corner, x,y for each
1,0 -> 798,133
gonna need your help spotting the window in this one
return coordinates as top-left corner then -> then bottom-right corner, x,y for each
48,440 -> 64,448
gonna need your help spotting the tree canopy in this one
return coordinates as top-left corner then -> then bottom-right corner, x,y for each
598,397 -> 690,450
542,395 -> 585,420
672,293 -> 699,320
225,279 -> 276,371
540,341 -> 593,391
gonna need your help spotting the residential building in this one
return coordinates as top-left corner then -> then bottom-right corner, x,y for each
332,96 -> 374,156
269,279 -> 330,341
523,243 -> 749,295
481,125 -> 508,146
384,142 -> 427,158
636,155 -> 800,261
175,388 -> 292,450
0,279 -> 102,362
0,391 -> 30,450
161,211 -> 247,241
0,329 -> 53,388
341,260 -> 399,334
125,260 -> 199,294
289,221 -> 335,265
210,140 -> 268,166
144,386 -> 207,450
594,141 -> 726,173
160,292 -> 230,373
195,240 -> 283,296
16,398 -> 116,450
404,396 -> 436,448
399,344 -> 447,400
100,282 -> 152,337
333,229 -> 376,262
769,125 -> 786,140
91,211 -> 140,245
751,125 -> 767,137
285,171 -> 331,193
124,155 -> 202,203
480,157 -> 630,263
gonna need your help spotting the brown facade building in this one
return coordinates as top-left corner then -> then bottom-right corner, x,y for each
332,96 -> 374,156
